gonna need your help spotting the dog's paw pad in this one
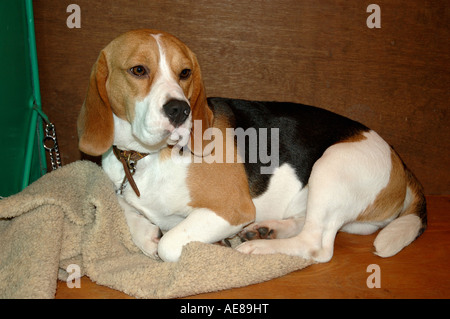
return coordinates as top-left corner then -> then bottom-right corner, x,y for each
257,227 -> 275,238
239,226 -> 276,242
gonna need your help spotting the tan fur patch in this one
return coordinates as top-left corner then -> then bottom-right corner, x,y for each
400,169 -> 425,216
398,164 -> 427,235
356,149 -> 407,222
341,131 -> 368,143
187,111 -> 256,226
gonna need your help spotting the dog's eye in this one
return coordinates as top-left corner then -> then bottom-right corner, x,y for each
130,65 -> 147,77
179,68 -> 191,80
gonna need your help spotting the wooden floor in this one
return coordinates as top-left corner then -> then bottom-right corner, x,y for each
55,195 -> 450,299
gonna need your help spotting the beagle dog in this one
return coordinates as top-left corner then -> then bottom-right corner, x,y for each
77,29 -> 427,263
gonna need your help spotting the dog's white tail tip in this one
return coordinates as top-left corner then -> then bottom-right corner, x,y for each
374,214 -> 422,258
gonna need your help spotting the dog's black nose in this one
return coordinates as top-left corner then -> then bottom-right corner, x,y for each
163,99 -> 191,126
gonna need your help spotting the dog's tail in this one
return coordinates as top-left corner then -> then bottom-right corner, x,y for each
373,166 -> 427,257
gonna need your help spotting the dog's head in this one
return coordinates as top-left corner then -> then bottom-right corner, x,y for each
77,29 -> 213,156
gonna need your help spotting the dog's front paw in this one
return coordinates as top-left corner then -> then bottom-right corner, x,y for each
129,221 -> 162,259
135,234 -> 160,259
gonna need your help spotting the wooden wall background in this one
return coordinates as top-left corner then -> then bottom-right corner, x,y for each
33,0 -> 449,195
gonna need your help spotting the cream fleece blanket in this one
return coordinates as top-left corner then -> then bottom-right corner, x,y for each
0,161 -> 312,299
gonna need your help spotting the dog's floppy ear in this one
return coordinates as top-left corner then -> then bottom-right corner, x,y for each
77,51 -> 114,156
188,54 -> 214,157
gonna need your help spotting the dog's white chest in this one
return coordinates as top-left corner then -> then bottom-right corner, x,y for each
103,149 -> 193,231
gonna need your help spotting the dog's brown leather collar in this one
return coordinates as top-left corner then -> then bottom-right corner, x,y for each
112,145 -> 149,197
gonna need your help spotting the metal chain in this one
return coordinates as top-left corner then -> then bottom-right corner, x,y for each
32,102 -> 62,171
43,123 -> 62,170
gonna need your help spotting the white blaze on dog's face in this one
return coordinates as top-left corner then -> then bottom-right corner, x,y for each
77,29 -> 213,156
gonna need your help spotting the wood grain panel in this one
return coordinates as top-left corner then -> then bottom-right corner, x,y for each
33,0 -> 449,194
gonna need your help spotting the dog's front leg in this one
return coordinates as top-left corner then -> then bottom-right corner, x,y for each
157,208 -> 244,262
